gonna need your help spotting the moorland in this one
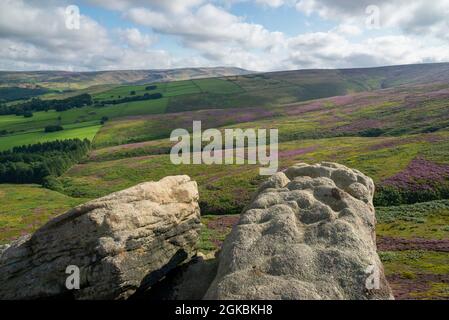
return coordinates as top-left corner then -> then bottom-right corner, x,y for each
1,63 -> 449,299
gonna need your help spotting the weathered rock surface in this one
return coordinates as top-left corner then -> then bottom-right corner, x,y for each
0,175 -> 200,300
205,162 -> 394,300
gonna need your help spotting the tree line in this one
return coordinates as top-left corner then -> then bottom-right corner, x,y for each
0,94 -> 93,115
95,92 -> 163,106
0,139 -> 91,184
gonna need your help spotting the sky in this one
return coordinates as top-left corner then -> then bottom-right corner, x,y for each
1,0 -> 449,72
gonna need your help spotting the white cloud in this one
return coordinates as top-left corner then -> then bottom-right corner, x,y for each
117,28 -> 157,48
255,0 -> 285,8
295,0 -> 449,40
123,3 -> 292,70
122,1 -> 449,71
0,0 -> 175,71
87,0 -> 206,13
285,31 -> 449,69
127,4 -> 284,50
333,24 -> 362,37
1,0 -> 449,71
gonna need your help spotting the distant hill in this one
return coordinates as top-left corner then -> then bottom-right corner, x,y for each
2,62 -> 449,93
152,62 -> 449,113
0,67 -> 251,90
263,62 -> 449,92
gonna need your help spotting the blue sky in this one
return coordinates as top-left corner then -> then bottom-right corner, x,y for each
1,0 -> 449,71
80,1 -> 326,34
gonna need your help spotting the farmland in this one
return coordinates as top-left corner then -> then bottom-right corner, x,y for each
1,63 -> 449,299
0,78 -> 248,146
0,123 -> 100,151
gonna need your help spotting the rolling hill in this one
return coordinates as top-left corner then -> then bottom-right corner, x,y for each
0,67 -> 251,90
1,62 -> 449,299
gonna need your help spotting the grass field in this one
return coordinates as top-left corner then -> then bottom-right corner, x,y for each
91,78 -> 216,100
0,124 -> 101,151
0,184 -> 87,244
0,78 -> 243,146
102,98 -> 168,116
377,201 -> 449,240
0,111 -> 58,127
193,78 -> 244,94
163,80 -> 202,96
0,98 -> 169,133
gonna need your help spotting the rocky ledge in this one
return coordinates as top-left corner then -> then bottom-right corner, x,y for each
0,175 -> 200,300
204,162 -> 394,299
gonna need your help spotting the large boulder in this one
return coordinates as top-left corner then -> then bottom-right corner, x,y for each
205,162 -> 394,300
0,175 -> 200,300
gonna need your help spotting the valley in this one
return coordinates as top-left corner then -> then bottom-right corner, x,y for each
1,63 -> 449,299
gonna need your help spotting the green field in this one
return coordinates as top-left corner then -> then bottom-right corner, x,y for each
194,78 -> 244,94
0,111 -> 58,127
0,98 -> 169,132
377,200 -> 449,239
163,80 -> 202,96
0,124 -> 101,151
92,79 -> 207,100
0,184 -> 87,244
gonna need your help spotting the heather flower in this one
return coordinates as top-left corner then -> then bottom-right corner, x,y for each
382,158 -> 449,191
279,146 -> 317,158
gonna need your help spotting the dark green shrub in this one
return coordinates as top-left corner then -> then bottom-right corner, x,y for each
359,128 -> 385,137
42,175 -> 64,192
44,125 -> 64,132
374,186 -> 403,206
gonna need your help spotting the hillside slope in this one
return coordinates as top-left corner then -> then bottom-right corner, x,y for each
1,62 -> 449,299
0,67 -> 251,90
